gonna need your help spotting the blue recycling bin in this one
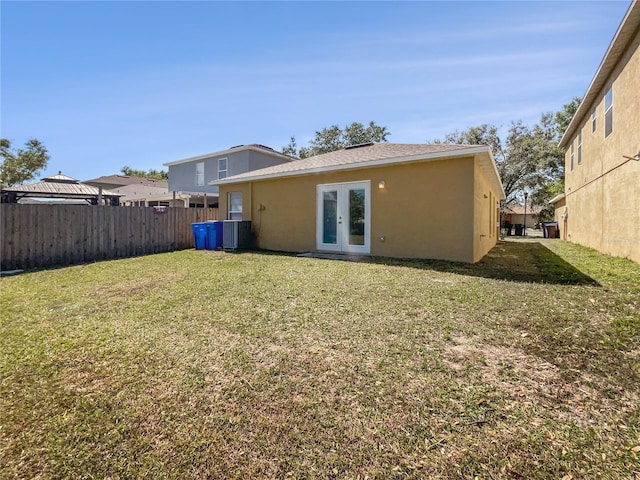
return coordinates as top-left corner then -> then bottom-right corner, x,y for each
205,221 -> 223,250
192,223 -> 207,250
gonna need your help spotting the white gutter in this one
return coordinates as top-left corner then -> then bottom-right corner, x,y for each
548,193 -> 566,204
559,1 -> 640,148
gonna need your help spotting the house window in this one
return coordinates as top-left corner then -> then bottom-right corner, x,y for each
570,141 -> 574,171
195,162 -> 204,186
604,86 -> 613,137
228,192 -> 242,220
218,158 -> 227,179
577,131 -> 582,165
591,108 -> 596,133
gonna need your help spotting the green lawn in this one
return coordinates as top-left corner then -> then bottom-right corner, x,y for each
1,240 -> 639,479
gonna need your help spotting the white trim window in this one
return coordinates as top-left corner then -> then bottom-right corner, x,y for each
570,141 -> 574,171
195,162 -> 205,186
604,86 -> 613,138
228,192 -> 242,220
218,158 -> 227,180
591,108 -> 596,133
577,130 -> 582,165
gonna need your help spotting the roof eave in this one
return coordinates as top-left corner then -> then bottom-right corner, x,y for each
477,149 -> 506,200
211,146 -> 506,199
210,146 -> 491,186
560,1 -> 640,148
3,191 -> 123,198
1,185 -> 123,197
163,145 -> 294,167
548,193 -> 566,204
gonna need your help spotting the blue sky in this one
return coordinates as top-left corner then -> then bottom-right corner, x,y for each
1,1 -> 632,181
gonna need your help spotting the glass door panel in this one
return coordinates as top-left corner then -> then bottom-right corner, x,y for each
322,190 -> 338,245
348,188 -> 365,246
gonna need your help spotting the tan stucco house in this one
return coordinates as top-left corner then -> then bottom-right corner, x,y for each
212,143 -> 505,263
555,0 -> 640,263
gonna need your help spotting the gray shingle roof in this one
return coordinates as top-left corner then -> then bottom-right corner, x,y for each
212,143 -> 486,185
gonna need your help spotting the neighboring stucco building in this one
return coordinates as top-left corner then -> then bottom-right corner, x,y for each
212,143 -> 505,263
163,144 -> 293,206
549,193 -> 567,240
556,0 -> 640,263
502,204 -> 542,230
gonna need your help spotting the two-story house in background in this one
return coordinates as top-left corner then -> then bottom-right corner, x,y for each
554,0 -> 639,263
163,144 -> 294,208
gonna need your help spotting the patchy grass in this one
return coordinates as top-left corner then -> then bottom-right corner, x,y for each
1,240 -> 639,479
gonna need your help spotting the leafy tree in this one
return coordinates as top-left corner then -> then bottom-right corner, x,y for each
281,136 -> 298,157
120,165 -> 168,181
0,138 -> 50,188
554,97 -> 581,137
530,98 -> 580,220
530,177 -> 564,221
343,121 -> 390,146
504,114 -> 564,201
283,121 -> 390,159
431,113 -> 564,209
434,124 -> 504,161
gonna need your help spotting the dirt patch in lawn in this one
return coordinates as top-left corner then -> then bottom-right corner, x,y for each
443,335 -> 626,423
100,272 -> 189,298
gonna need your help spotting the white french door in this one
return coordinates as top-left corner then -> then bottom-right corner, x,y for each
316,181 -> 370,254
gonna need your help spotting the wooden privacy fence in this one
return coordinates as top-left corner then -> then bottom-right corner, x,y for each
1,204 -> 218,270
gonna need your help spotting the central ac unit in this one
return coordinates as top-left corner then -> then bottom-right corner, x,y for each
223,220 -> 252,250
